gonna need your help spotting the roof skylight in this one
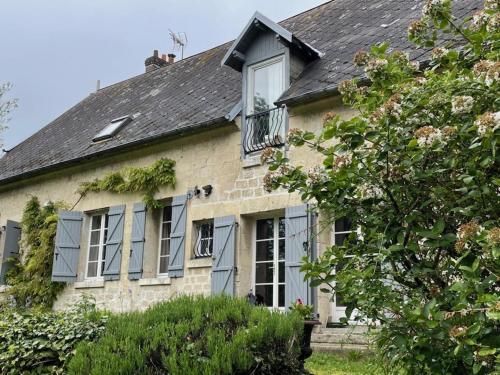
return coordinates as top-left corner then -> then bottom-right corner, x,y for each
93,115 -> 132,142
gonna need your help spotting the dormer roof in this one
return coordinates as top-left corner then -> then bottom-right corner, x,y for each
222,11 -> 322,71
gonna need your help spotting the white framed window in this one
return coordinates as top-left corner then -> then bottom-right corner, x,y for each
247,56 -> 285,116
193,220 -> 214,258
244,56 -> 286,153
157,205 -> 172,276
86,213 -> 109,279
253,217 -> 286,309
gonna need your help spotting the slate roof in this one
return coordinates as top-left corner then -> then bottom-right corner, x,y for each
0,0 -> 480,184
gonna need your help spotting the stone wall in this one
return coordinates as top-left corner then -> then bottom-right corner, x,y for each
0,96 -> 355,322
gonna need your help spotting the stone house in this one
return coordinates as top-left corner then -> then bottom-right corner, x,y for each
0,0 -> 478,328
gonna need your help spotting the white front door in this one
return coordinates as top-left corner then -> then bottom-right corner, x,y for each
253,217 -> 286,309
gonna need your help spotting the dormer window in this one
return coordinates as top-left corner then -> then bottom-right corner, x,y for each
93,115 -> 132,142
244,56 -> 286,154
221,11 -> 321,156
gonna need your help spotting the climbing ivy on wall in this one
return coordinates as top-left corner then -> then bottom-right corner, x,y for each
77,158 -> 176,209
5,196 -> 66,310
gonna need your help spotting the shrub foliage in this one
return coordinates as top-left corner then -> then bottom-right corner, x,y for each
68,295 -> 303,375
0,297 -> 107,374
262,1 -> 499,374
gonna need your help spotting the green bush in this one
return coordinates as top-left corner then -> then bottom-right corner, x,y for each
68,295 -> 303,375
0,296 -> 107,374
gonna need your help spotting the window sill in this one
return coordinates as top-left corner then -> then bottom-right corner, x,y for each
187,257 -> 213,269
138,277 -> 171,286
74,280 -> 105,289
242,155 -> 262,168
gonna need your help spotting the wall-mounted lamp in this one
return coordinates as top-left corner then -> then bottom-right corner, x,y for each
202,185 -> 213,197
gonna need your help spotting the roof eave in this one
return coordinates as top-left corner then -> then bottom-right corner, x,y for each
0,116 -> 236,188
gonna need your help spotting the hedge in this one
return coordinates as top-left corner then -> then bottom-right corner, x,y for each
68,294 -> 304,375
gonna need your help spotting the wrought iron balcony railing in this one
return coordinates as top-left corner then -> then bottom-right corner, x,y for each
243,106 -> 286,154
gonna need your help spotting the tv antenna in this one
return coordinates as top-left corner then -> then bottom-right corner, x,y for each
169,29 -> 187,59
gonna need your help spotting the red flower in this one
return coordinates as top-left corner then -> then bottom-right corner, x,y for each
296,299 -> 303,305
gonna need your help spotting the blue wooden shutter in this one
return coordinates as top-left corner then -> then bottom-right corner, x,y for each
211,215 -> 236,295
128,202 -> 146,280
103,205 -> 126,281
0,220 -> 21,285
52,211 -> 83,282
168,195 -> 188,278
285,204 -> 311,309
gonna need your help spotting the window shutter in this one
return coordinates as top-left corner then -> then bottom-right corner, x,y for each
211,215 -> 236,296
168,195 -> 188,278
103,205 -> 126,281
0,220 -> 21,285
128,202 -> 146,280
52,211 -> 83,282
285,204 -> 311,309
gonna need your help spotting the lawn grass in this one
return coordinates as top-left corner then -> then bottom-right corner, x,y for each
305,351 -> 383,375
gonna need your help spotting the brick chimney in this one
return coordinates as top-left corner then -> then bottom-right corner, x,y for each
144,50 -> 168,72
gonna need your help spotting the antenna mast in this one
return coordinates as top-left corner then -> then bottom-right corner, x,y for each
168,29 -> 188,60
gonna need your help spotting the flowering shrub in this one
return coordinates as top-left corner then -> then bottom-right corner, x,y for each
263,1 -> 499,374
289,299 -> 314,320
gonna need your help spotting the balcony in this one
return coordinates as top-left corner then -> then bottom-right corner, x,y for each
243,106 -> 286,154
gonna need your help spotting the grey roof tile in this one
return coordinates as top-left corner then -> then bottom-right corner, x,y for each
0,0 -> 480,183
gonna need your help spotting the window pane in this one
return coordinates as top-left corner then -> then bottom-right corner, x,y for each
252,61 -> 283,114
104,214 -> 109,228
90,231 -> 100,246
256,219 -> 273,240
255,284 -> 273,307
91,215 -> 101,230
279,218 -> 285,238
335,233 -> 351,246
335,218 -> 352,232
256,241 -> 274,262
278,261 -> 285,283
88,246 -> 99,261
255,262 -> 273,284
162,223 -> 171,239
87,262 -> 97,278
278,239 -> 285,260
278,284 -> 285,308
163,205 -> 172,221
159,256 -> 169,274
160,239 -> 170,256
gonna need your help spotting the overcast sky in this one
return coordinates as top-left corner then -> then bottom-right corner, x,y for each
0,0 -> 326,150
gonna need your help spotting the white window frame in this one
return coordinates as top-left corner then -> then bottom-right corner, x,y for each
246,55 -> 285,117
157,205 -> 172,277
85,212 -> 108,280
252,216 -> 286,310
193,219 -> 214,258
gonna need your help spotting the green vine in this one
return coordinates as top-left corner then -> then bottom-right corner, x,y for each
5,196 -> 66,310
77,158 -> 176,209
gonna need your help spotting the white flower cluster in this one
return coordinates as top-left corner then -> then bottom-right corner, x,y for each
431,47 -> 449,60
472,60 -> 499,86
356,183 -> 384,200
307,165 -> 328,185
474,112 -> 500,136
422,0 -> 447,17
487,13 -> 500,32
484,0 -> 499,10
414,125 -> 442,147
470,10 -> 489,31
365,58 -> 388,79
451,96 -> 474,114
332,153 -> 352,170
383,94 -> 403,119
